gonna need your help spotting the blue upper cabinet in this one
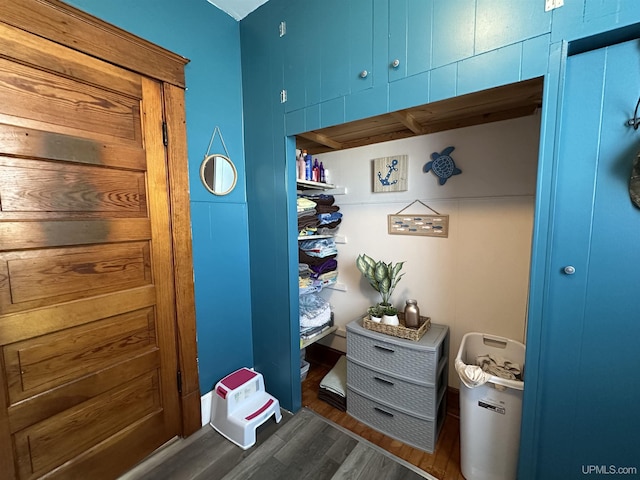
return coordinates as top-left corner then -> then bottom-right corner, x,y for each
551,0 -> 640,43
432,0 -> 475,68
475,0 -> 551,54
283,0 -> 374,114
347,0 -> 375,95
283,0 -> 317,113
388,0 -> 433,82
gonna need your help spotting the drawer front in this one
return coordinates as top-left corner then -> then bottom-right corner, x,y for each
347,387 -> 443,453
347,330 -> 440,383
347,360 -> 441,418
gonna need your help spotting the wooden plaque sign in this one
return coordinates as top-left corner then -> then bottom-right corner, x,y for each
388,213 -> 449,237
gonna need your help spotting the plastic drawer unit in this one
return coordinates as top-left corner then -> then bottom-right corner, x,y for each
346,319 -> 449,453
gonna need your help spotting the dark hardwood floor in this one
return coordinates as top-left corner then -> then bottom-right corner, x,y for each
303,348 -> 464,480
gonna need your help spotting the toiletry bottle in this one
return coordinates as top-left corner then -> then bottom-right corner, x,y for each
305,152 -> 312,180
324,168 -> 331,185
297,150 -> 306,180
320,162 -> 325,183
312,159 -> 319,182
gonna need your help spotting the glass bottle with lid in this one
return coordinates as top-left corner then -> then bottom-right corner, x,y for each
404,299 -> 420,328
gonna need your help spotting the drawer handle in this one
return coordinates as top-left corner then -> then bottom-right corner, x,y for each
374,376 -> 394,386
374,407 -> 394,418
374,345 -> 395,353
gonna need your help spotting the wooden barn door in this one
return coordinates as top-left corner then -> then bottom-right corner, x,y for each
0,13 -> 189,480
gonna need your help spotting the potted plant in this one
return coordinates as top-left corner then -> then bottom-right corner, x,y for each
356,253 -> 405,308
367,305 -> 383,323
381,305 -> 399,326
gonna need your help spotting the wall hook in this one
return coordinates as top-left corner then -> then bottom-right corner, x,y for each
627,97 -> 640,130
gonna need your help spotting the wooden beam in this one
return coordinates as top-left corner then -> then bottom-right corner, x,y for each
390,110 -> 426,135
297,131 -> 343,150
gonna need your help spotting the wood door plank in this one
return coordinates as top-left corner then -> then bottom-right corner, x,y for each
0,0 -> 187,87
0,126 -> 146,171
0,218 -> 151,251
0,285 -> 156,345
4,308 -> 156,402
0,57 -> 142,144
8,350 -> 161,434
0,22 -> 142,99
0,160 -> 147,215
140,77 -> 181,430
15,371 -> 161,478
163,83 -> 200,436
5,243 -> 150,305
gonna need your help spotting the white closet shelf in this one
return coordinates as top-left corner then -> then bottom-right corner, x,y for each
296,179 -> 334,189
296,180 -> 346,195
300,325 -> 337,350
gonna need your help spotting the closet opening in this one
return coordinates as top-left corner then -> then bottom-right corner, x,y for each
296,76 -> 544,475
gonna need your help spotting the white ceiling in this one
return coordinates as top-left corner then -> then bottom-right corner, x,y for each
207,0 -> 269,20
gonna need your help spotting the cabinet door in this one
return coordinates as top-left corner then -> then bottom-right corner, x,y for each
284,0 -> 373,112
388,0 -> 433,82
347,0 -> 375,94
283,0 -> 319,113
530,39 -> 640,479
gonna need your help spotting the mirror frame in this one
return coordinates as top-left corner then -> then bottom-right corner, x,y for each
199,154 -> 238,196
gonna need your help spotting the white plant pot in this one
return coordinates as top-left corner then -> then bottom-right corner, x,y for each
369,315 -> 382,323
382,314 -> 399,326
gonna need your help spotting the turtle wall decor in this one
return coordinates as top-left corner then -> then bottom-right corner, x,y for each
424,146 -> 462,185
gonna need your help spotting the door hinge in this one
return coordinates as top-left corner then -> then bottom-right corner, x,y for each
280,89 -> 287,103
162,121 -> 168,146
177,370 -> 182,394
279,21 -> 286,37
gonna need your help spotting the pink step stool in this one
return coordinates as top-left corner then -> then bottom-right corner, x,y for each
210,367 -> 282,449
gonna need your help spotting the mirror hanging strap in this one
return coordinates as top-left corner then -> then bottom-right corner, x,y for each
205,126 -> 230,158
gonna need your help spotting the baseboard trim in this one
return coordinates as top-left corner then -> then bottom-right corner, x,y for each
200,390 -> 212,426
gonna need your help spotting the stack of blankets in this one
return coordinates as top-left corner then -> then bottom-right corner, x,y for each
299,237 -> 338,288
299,293 -> 333,342
297,194 -> 342,237
318,355 -> 347,411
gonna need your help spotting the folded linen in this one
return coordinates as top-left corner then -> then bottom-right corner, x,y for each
318,387 -> 346,411
319,355 -> 347,397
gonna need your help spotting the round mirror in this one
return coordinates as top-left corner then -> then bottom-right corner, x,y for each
200,154 -> 237,195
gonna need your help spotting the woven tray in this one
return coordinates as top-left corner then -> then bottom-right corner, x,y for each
362,312 -> 431,341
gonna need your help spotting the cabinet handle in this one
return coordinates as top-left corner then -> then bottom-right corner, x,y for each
359,70 -> 368,78
374,376 -> 394,386
391,59 -> 400,68
374,406 -> 394,417
374,345 -> 395,353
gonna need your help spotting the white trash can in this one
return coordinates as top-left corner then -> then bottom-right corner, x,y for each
455,333 -> 525,480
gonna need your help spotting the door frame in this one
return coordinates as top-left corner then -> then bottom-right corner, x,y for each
1,0 -> 200,437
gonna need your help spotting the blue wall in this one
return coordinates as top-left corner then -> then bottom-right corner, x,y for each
66,0 -> 254,394
239,1 -> 640,479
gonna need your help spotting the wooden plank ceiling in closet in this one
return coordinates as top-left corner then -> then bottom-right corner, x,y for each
297,77 -> 544,154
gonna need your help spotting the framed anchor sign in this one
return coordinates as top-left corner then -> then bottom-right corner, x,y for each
373,154 -> 408,192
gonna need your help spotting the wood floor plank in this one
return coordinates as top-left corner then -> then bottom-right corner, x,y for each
330,442 -> 376,480
120,358 -> 461,480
